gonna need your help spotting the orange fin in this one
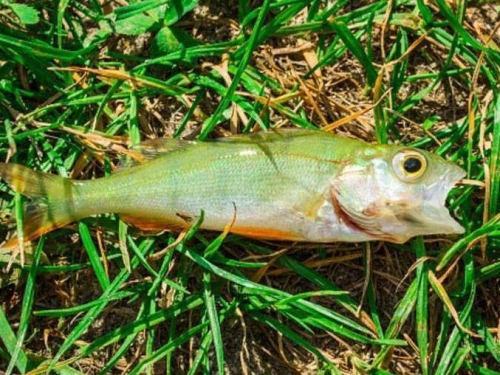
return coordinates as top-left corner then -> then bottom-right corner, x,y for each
120,215 -> 186,232
121,216 -> 302,241
231,226 -> 302,241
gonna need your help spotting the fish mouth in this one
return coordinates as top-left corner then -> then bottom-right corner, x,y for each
401,165 -> 466,236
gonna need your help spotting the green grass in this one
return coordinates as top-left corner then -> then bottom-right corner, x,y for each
0,0 -> 499,374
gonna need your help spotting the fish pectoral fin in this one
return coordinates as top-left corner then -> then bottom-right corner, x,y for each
231,226 -> 302,241
298,194 -> 331,220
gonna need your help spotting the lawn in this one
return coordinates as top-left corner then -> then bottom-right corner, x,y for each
0,0 -> 499,374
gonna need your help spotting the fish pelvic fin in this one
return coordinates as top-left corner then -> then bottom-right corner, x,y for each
0,163 -> 79,246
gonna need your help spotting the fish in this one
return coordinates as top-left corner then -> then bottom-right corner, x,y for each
0,129 -> 465,246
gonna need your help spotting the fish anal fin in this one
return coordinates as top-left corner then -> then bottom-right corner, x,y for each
120,215 -> 185,232
121,217 -> 303,241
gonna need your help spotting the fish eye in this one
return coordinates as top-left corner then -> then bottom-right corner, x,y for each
403,157 -> 422,173
392,150 -> 427,182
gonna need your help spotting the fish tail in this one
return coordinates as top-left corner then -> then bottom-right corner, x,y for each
0,163 -> 79,246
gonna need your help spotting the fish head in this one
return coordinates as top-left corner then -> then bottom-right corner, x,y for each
332,145 -> 465,243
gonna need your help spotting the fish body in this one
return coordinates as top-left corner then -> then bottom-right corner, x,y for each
0,130 -> 465,245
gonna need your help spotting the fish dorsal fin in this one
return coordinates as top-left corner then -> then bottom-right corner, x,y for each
213,128 -> 316,144
117,138 -> 197,169
117,129 -> 322,169
133,138 -> 197,159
